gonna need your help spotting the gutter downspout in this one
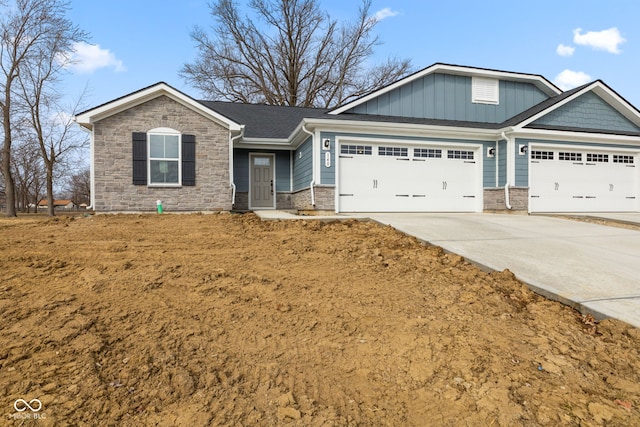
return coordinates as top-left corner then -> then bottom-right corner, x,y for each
78,122 -> 94,210
501,131 -> 512,210
229,126 -> 245,208
301,124 -> 315,207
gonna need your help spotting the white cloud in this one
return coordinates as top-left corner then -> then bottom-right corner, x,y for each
556,44 -> 575,57
373,7 -> 399,22
553,69 -> 592,90
573,27 -> 626,54
66,42 -> 126,74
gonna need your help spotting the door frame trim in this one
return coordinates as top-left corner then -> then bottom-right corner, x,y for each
249,152 -> 276,210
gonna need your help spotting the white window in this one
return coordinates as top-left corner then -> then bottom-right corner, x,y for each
149,129 -> 181,185
472,77 -> 499,105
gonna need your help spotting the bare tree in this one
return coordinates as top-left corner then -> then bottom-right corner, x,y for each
1,0 -> 85,216
12,138 -> 45,212
64,166 -> 89,207
181,0 -> 412,108
17,91 -> 89,216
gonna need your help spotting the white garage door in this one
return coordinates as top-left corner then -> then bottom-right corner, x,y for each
338,142 -> 481,212
529,148 -> 638,212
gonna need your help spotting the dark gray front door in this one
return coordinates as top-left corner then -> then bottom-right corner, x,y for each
250,155 -> 274,209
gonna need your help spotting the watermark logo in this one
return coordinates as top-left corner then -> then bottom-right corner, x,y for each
14,398 -> 42,412
10,398 -> 46,420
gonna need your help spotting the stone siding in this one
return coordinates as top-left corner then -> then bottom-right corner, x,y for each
291,186 -> 335,211
93,96 -> 232,212
484,187 -> 528,211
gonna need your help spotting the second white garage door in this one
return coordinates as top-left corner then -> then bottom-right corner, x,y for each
337,142 -> 482,212
529,147 -> 638,212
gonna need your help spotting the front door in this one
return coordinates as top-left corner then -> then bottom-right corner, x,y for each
250,154 -> 275,209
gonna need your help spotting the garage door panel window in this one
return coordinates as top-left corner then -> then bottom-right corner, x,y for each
531,150 -> 554,160
414,148 -> 442,158
379,146 -> 408,157
447,150 -> 474,160
559,152 -> 582,161
613,155 -> 634,164
341,145 -> 372,155
586,153 -> 608,163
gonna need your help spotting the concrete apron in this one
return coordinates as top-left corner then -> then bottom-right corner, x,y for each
364,213 -> 640,329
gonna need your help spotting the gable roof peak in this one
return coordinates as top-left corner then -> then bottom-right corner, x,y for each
329,62 -> 562,115
74,82 -> 242,132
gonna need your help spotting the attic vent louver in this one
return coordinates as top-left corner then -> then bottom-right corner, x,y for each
472,77 -> 499,105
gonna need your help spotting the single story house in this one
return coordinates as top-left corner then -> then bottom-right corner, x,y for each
38,199 -> 77,210
75,63 -> 640,214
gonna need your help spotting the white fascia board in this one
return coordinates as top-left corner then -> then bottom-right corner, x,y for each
516,81 -> 640,129
591,83 -> 640,126
74,83 -> 242,132
328,63 -> 561,115
302,117 -> 501,141
235,138 -> 292,149
511,127 -> 640,146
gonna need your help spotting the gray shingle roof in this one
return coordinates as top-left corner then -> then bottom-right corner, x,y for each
198,80 -> 640,138
198,101 -> 327,139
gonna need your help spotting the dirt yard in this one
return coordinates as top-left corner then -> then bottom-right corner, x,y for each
1,213 -> 639,426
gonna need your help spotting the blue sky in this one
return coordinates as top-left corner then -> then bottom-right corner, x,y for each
64,0 -> 640,111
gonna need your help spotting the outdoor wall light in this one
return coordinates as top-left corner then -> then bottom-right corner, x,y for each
519,144 -> 528,156
487,147 -> 495,158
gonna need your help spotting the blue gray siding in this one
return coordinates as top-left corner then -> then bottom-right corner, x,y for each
234,149 -> 291,192
514,140 -> 528,187
482,142 -> 496,188
293,137 -> 313,191
348,73 -> 549,123
320,132 -> 337,185
532,91 -> 640,133
497,140 -> 507,187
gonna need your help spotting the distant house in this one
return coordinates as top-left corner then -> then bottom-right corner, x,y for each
38,199 -> 77,210
75,63 -> 640,214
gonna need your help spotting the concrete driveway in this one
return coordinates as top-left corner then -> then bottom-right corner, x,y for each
366,213 -> 640,328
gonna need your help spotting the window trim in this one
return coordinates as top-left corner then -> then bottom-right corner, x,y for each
148,127 -> 182,187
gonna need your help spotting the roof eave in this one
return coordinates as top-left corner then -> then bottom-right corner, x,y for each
512,127 -> 640,144
301,117 -> 503,141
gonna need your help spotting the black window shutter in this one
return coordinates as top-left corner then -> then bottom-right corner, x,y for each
182,134 -> 196,186
132,132 -> 147,185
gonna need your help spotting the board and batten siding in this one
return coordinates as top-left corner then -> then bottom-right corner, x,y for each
482,141 -> 497,188
347,73 -> 549,124
320,132 -> 337,186
514,140 -> 529,187
293,137 -> 313,191
531,91 -> 640,133
497,140 -> 508,187
234,149 -> 291,192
